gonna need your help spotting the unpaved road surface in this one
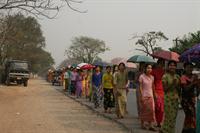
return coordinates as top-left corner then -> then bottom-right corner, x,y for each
0,79 -> 128,133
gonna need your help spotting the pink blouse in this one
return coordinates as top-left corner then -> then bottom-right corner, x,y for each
139,74 -> 154,97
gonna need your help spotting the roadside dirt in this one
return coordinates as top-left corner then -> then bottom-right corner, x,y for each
0,79 -> 128,133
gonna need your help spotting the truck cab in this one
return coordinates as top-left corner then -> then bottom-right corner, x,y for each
4,60 -> 30,86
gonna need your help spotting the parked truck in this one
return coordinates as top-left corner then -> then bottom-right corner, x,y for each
3,60 -> 30,87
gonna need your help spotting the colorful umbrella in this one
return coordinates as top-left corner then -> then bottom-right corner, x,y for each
151,50 -> 180,62
127,55 -> 156,63
81,64 -> 95,70
93,61 -> 111,67
180,44 -> 200,63
77,63 -> 95,70
71,64 -> 77,68
77,63 -> 87,68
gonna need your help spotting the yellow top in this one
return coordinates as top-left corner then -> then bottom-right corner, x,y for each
102,73 -> 113,89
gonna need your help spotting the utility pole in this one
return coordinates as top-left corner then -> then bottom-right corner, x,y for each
173,37 -> 181,47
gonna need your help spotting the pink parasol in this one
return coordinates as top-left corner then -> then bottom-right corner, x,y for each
151,50 -> 180,62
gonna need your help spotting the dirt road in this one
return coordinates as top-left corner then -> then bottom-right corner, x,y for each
0,79 -> 128,133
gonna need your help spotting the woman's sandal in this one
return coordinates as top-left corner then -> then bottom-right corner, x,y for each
149,126 -> 158,131
141,125 -> 148,130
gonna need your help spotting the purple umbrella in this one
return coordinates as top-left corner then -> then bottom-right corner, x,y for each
180,43 -> 200,63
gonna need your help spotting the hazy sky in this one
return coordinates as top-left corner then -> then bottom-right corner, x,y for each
39,0 -> 200,66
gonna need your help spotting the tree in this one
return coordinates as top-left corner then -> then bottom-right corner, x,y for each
131,31 -> 168,56
0,0 -> 86,18
65,36 -> 109,64
0,14 -> 54,73
58,58 -> 80,68
153,47 -> 163,52
0,14 -> 45,64
111,57 -> 123,65
170,31 -> 200,54
30,48 -> 54,73
0,14 -> 13,64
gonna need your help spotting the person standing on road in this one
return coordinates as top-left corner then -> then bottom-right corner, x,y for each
161,61 -> 180,133
92,66 -> 103,108
135,62 -> 145,118
82,71 -> 86,97
113,65 -> 118,82
139,64 -> 156,131
86,70 -> 93,101
60,68 -> 65,86
85,70 -> 91,99
181,63 -> 198,133
76,69 -> 83,98
71,68 -> 78,95
113,65 -> 118,113
151,59 -> 165,128
102,66 -> 115,113
64,67 -> 69,92
67,67 -> 72,93
114,63 -> 128,119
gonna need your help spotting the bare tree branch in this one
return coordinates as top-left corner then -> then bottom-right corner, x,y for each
131,31 -> 168,56
135,48 -> 150,56
65,0 -> 87,13
0,0 -> 86,18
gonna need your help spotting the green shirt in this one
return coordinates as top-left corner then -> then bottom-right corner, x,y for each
162,73 -> 180,94
114,71 -> 128,89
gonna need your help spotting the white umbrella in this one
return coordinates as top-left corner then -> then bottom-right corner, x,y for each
77,63 -> 88,67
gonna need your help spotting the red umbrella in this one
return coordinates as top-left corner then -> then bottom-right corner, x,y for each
81,64 -> 95,70
151,50 -> 180,62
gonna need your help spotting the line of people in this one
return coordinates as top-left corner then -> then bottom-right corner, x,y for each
62,63 -> 130,119
47,60 -> 200,133
136,59 -> 200,132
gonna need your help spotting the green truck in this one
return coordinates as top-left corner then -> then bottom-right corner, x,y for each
3,60 -> 30,87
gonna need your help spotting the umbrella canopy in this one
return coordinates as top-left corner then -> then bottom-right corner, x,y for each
81,64 -> 95,70
151,50 -> 180,62
127,55 -> 156,63
111,57 -> 137,68
93,61 -> 111,67
180,44 -> 200,63
77,63 -> 88,68
77,63 -> 95,70
71,64 -> 77,68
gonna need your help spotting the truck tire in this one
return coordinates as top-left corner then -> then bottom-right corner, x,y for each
6,78 -> 10,86
24,80 -> 28,87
